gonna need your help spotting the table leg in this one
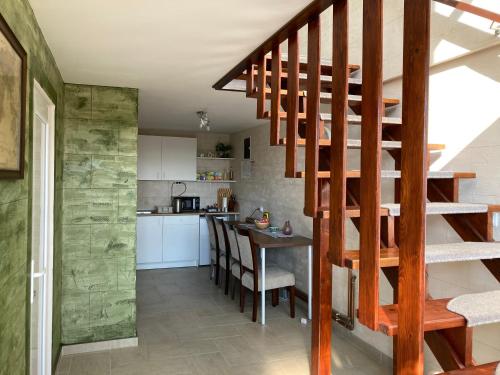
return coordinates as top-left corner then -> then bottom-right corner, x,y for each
261,247 -> 266,325
308,245 -> 312,320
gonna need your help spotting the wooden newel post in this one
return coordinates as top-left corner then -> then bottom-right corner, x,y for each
397,0 -> 431,373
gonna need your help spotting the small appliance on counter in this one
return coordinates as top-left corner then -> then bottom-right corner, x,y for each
171,196 -> 200,213
157,206 -> 173,214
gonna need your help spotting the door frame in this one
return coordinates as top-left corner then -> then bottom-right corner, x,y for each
32,80 -> 55,375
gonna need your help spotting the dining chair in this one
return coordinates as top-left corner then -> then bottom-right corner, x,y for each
221,221 -> 241,300
206,215 -> 218,281
214,217 -> 231,295
235,228 -> 296,322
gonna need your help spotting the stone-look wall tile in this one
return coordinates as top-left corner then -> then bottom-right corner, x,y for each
91,155 -> 137,189
0,0 -> 66,370
62,259 -> 118,293
62,224 -> 91,260
63,189 -> 118,225
62,83 -> 137,344
61,293 -> 90,330
117,257 -> 136,290
63,154 -> 92,188
65,118 -> 119,155
119,127 -> 138,156
91,86 -> 138,123
0,268 -> 26,375
118,189 -> 137,224
64,84 -> 92,119
91,224 -> 136,258
0,200 -> 27,289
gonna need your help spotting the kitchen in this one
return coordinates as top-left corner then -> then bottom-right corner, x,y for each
136,132 -> 239,270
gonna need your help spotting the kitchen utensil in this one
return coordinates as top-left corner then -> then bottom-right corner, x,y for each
172,198 -> 182,213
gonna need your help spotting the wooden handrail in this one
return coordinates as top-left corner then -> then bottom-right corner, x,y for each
212,0 -> 332,90
434,0 -> 500,23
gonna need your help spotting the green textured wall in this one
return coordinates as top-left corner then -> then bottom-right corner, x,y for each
61,84 -> 138,344
0,1 -> 65,374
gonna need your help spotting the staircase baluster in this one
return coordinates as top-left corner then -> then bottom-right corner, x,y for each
329,0 -> 349,268
246,63 -> 255,98
285,31 -> 299,178
256,54 -> 267,119
358,0 -> 383,330
270,44 -> 282,146
397,0 -> 431,373
304,15 -> 321,217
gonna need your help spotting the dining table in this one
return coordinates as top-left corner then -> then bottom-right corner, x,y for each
226,221 -> 313,325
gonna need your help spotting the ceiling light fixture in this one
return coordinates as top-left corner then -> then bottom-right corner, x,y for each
197,110 -> 211,131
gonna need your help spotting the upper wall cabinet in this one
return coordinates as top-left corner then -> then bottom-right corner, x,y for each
162,137 -> 197,181
137,135 -> 163,180
137,135 -> 197,181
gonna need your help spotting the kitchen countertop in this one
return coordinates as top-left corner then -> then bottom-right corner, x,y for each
137,211 -> 240,217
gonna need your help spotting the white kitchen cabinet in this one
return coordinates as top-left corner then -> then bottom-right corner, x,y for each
137,135 -> 197,181
162,215 -> 199,267
136,216 -> 163,265
161,137 -> 197,181
137,215 -> 200,269
137,135 -> 163,180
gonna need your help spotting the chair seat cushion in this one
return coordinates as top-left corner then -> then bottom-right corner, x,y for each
242,265 -> 295,291
231,263 -> 241,279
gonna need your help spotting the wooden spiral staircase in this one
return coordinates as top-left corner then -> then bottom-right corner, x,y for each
214,0 -> 500,374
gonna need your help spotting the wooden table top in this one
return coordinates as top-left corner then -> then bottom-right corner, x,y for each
226,221 -> 313,249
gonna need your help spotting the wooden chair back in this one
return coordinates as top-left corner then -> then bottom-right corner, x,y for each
206,215 -> 216,250
223,222 -> 240,262
214,217 -> 226,254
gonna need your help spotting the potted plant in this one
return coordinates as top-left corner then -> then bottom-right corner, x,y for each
215,142 -> 232,158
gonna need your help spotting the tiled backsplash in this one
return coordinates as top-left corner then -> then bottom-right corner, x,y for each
137,180 -> 232,210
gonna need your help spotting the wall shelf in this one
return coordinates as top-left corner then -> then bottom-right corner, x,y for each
196,180 -> 236,183
197,157 -> 235,161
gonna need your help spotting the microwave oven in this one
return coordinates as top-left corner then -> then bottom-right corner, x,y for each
172,196 -> 200,213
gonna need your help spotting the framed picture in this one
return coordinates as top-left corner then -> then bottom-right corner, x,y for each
0,12 -> 27,179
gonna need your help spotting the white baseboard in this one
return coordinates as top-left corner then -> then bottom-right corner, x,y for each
61,337 -> 138,356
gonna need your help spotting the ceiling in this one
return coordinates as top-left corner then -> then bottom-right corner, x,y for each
28,0 -> 313,133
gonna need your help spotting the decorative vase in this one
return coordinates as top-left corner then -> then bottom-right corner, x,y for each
282,220 -> 293,235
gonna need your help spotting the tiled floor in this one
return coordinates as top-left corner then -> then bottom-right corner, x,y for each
56,267 -> 392,374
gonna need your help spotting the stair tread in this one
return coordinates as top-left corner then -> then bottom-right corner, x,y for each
343,242 -> 500,269
303,92 -> 400,106
279,138 -> 446,151
317,203 -> 500,219
381,202 -> 490,216
319,113 -> 402,125
296,170 -> 475,179
447,290 -> 500,327
378,298 -> 466,336
439,361 -> 500,374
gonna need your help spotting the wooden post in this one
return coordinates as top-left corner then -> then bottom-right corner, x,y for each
397,0 -> 431,373
311,179 -> 332,375
285,31 -> 299,178
246,63 -> 255,98
270,44 -> 282,146
358,0 -> 383,330
329,0 -> 349,267
304,15 -> 321,217
256,54 -> 267,119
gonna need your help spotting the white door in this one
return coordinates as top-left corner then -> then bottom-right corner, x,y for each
30,81 -> 55,375
137,135 -> 162,180
162,137 -> 197,181
136,216 -> 163,265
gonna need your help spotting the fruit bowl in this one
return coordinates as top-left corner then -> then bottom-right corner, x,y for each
254,220 -> 270,230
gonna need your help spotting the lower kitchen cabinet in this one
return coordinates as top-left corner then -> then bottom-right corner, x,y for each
137,215 -> 200,269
